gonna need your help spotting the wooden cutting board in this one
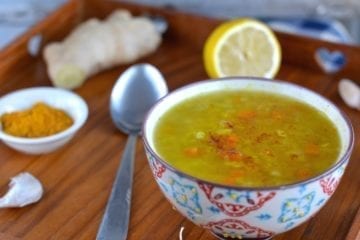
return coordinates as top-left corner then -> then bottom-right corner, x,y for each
0,0 -> 359,239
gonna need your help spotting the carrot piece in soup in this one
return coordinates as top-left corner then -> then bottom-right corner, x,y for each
296,169 -> 311,179
209,133 -> 239,150
226,134 -> 239,144
224,170 -> 244,185
184,147 -> 200,157
222,134 -> 239,149
223,177 -> 237,185
229,169 -> 244,178
238,110 -> 257,120
305,143 -> 320,155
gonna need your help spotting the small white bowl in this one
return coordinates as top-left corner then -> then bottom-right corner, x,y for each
0,87 -> 88,154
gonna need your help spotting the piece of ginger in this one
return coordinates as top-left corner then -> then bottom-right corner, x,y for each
43,10 -> 162,89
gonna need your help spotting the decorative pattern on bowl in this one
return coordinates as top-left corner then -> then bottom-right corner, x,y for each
145,148 -> 348,239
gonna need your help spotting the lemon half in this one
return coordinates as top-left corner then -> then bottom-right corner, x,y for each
203,18 -> 281,79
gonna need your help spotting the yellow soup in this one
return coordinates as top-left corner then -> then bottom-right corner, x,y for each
154,90 -> 341,187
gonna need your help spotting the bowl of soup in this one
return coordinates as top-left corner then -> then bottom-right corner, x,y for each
142,78 -> 354,239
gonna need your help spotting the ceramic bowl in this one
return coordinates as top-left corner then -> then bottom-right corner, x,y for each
0,87 -> 88,154
142,78 -> 354,239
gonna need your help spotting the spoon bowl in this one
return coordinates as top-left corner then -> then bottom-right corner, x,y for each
110,64 -> 168,134
97,63 -> 168,240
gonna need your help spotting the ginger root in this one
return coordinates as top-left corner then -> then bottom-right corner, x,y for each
43,10 -> 162,89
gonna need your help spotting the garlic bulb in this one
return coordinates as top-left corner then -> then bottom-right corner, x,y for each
338,79 -> 360,110
0,172 -> 43,208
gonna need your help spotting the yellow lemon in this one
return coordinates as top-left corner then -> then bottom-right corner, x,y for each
203,18 -> 281,79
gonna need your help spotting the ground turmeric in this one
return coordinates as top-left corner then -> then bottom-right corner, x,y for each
1,102 -> 73,138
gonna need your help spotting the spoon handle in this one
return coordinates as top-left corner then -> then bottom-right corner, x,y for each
96,134 -> 137,240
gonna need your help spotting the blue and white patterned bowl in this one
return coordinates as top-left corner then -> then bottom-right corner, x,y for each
142,78 -> 354,239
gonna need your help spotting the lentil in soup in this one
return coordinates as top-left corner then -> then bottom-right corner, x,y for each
154,90 -> 341,187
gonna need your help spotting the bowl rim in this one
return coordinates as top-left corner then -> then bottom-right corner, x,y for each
142,77 -> 355,191
0,86 -> 88,144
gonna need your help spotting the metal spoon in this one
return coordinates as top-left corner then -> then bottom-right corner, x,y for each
96,63 -> 168,240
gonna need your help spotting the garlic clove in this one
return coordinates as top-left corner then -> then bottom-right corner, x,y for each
0,172 -> 43,208
338,79 -> 360,110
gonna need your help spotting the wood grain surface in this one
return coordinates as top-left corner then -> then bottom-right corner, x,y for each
0,0 -> 359,239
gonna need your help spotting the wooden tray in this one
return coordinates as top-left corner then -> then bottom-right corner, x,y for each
0,0 -> 359,239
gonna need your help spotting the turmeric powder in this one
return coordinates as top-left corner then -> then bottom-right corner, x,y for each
1,102 -> 73,138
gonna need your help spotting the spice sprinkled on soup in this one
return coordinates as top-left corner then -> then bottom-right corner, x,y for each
153,90 -> 341,187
